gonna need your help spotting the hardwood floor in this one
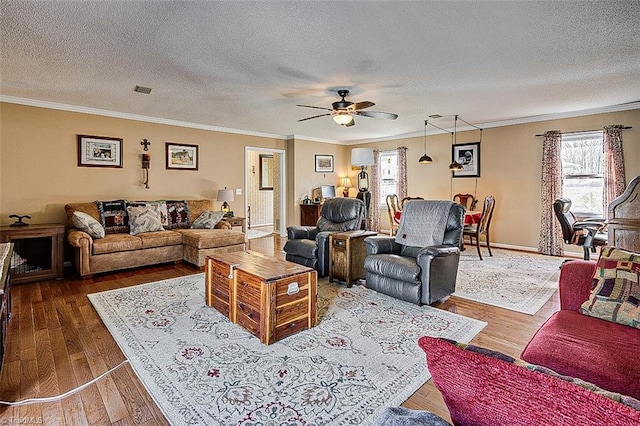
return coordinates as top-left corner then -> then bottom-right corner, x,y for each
0,236 -> 559,424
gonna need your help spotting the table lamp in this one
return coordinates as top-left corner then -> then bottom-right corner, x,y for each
217,187 -> 234,216
340,177 -> 352,197
351,148 -> 374,191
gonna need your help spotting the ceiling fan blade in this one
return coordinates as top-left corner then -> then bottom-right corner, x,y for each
296,104 -> 333,111
298,113 -> 332,122
355,110 -> 398,120
351,101 -> 375,110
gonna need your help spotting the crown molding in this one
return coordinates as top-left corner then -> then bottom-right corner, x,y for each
3,95 -> 637,146
351,101 -> 640,144
0,95 -> 289,141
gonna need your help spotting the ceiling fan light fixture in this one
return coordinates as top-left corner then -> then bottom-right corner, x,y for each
333,113 -> 354,126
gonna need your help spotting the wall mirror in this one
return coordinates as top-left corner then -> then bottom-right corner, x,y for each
259,154 -> 274,190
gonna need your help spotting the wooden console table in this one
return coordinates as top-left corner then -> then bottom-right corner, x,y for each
329,230 -> 377,287
0,224 -> 65,284
205,251 -> 317,344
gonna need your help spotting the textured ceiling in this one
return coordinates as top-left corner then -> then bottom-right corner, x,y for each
1,1 -> 639,143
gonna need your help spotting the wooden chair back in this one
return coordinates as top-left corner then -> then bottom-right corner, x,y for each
454,193 -> 477,210
386,194 -> 401,235
400,196 -> 424,209
477,196 -> 496,233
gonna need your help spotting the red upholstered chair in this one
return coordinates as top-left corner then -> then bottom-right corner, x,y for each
521,260 -> 640,400
419,336 -> 640,426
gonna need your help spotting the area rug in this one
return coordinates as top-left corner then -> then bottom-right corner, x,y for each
246,229 -> 272,240
88,274 -> 486,425
455,248 -> 564,314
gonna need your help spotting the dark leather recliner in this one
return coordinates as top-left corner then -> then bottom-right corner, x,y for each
284,197 -> 365,277
363,200 -> 465,305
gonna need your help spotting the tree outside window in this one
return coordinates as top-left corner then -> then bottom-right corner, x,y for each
561,132 -> 604,216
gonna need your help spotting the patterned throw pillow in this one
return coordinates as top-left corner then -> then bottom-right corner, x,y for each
127,201 -> 169,227
580,246 -> 640,329
96,200 -> 129,234
126,205 -> 165,235
190,211 -> 224,229
72,211 -> 105,239
164,200 -> 190,229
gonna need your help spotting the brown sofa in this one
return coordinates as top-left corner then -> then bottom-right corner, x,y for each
65,199 -> 245,278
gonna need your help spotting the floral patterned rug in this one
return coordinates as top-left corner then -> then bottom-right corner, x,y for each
88,274 -> 486,425
455,248 -> 564,314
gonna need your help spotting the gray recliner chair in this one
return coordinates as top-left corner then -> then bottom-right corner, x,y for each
284,197 -> 365,277
363,200 -> 465,305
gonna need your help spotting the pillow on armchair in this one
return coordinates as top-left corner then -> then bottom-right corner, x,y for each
418,336 -> 640,426
580,246 -> 640,329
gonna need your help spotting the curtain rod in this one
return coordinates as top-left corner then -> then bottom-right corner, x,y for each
535,126 -> 632,137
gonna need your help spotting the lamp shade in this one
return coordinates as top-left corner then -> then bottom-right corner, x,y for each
333,113 -> 354,126
217,188 -> 234,202
351,148 -> 374,166
419,154 -> 433,164
340,177 -> 352,188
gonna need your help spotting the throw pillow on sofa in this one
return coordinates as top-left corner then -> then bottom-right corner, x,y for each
126,205 -> 165,235
191,211 -> 224,229
72,211 -> 105,239
127,201 -> 169,227
96,200 -> 129,234
418,336 -> 640,425
164,200 -> 190,229
581,246 -> 640,329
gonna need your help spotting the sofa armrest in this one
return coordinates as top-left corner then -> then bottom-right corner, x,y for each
215,220 -> 231,230
559,260 -> 597,311
67,229 -> 93,248
67,230 -> 93,277
287,226 -> 319,240
364,236 -> 402,255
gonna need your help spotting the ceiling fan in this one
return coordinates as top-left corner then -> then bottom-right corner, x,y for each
297,89 -> 398,127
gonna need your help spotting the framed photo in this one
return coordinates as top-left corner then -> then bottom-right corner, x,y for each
315,154 -> 334,173
166,142 -> 198,170
77,135 -> 123,168
452,142 -> 480,178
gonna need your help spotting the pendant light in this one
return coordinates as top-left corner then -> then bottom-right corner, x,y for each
448,115 -> 464,171
418,119 -> 433,164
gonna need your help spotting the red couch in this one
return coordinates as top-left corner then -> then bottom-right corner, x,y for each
521,260 -> 640,400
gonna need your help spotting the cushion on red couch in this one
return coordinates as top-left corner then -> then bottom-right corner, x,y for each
521,310 -> 640,400
419,336 -> 640,426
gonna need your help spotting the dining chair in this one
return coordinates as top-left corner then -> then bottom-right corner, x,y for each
386,194 -> 401,235
400,196 -> 424,209
453,193 -> 477,211
463,195 -> 495,260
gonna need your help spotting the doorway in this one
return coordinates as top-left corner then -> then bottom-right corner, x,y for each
245,147 -> 286,237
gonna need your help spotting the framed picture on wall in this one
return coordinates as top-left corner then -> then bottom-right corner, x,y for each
259,154 -> 274,190
452,142 -> 480,178
77,135 -> 123,168
166,142 -> 198,170
315,155 -> 334,173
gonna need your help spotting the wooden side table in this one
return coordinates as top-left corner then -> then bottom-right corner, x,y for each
224,216 -> 246,233
300,204 -> 321,226
0,223 -> 65,284
329,230 -> 377,287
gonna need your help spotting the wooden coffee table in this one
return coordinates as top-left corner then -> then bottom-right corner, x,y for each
205,251 -> 317,345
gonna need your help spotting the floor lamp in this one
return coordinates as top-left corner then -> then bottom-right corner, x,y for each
351,148 -> 374,230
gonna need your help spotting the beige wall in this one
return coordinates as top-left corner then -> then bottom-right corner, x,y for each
351,109 -> 640,253
2,102 -> 638,254
0,103 -> 287,226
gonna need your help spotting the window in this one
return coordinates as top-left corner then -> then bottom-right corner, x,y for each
561,131 -> 604,216
379,151 -> 397,205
